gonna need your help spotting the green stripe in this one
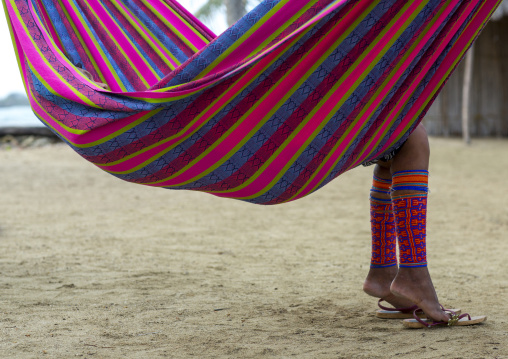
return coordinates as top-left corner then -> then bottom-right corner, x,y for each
28,86 -> 163,146
195,0 -> 296,79
156,0 -> 210,44
355,0 -> 488,166
280,0 -> 426,202
109,0 -> 180,69
247,0 -> 318,58
191,2 -> 377,195
73,111 -> 163,148
352,0 -> 449,163
21,29 -> 103,109
125,31 -> 316,180
98,47 -> 287,170
28,86 -> 90,136
159,6 -> 373,189
139,0 -> 203,53
56,0 -> 126,90
89,0 -> 154,88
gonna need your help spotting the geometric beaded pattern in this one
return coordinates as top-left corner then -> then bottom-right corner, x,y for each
392,170 -> 429,193
370,201 -> 397,268
393,196 -> 428,267
371,175 -> 393,200
370,175 -> 396,268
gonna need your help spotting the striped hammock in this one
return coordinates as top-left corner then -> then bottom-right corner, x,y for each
3,0 -> 501,204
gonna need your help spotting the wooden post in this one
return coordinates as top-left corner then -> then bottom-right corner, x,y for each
461,44 -> 474,145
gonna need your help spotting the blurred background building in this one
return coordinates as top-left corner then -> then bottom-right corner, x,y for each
424,2 -> 508,137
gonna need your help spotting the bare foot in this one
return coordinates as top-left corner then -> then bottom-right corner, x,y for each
363,266 -> 415,309
390,267 -> 450,322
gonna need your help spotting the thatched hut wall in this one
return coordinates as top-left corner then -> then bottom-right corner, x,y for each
423,15 -> 508,137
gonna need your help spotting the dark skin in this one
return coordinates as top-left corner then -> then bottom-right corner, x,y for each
363,124 -> 450,322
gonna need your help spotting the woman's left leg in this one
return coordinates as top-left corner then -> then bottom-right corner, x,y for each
363,162 -> 414,308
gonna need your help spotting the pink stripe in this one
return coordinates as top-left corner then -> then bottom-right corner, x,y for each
354,0 -> 475,165
9,26 -> 62,135
58,0 -> 121,90
146,2 -> 373,188
114,0 -> 178,69
70,112 -> 148,144
165,0 -> 216,40
12,25 -> 30,96
85,0 -> 158,85
180,0 -> 419,196
26,85 -> 147,145
113,0 -> 348,98
16,0 -> 135,117
34,0 -> 64,52
10,0 -> 107,101
294,0 -> 472,201
361,0 -> 484,164
27,94 -> 85,142
99,41 -> 290,171
202,0 -> 348,78
50,0 -> 106,84
144,0 -> 208,50
18,56 -> 144,143
28,0 -> 113,91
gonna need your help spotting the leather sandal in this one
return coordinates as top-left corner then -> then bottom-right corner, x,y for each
403,308 -> 486,328
376,299 -> 460,319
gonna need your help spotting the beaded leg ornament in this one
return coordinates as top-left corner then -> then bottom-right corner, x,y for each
370,176 -> 397,268
392,170 -> 429,268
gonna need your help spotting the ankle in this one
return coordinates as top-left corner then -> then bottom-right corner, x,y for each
393,266 -> 431,283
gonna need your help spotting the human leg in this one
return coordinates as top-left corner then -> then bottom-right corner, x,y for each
363,162 -> 414,308
388,125 -> 450,322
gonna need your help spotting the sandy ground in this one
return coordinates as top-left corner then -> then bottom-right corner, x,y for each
0,137 -> 507,358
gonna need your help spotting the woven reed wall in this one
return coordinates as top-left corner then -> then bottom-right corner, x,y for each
423,16 -> 508,137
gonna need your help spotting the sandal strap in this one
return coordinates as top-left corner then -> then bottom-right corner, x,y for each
447,313 -> 471,326
412,308 -> 430,327
412,307 -> 470,328
377,299 -> 418,313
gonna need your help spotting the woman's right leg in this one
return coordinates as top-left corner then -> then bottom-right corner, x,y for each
388,125 -> 450,322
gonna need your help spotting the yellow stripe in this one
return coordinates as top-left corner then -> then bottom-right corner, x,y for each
96,36 -> 300,171
59,0 -> 126,90
71,110 -> 163,148
352,0 -> 492,166
139,0 -> 202,53
52,0 -> 108,86
109,0 -> 179,69
150,11 -> 367,186
36,0 -> 66,53
27,86 -> 89,136
3,0 -> 28,95
17,19 -> 102,110
195,0 -> 296,80
247,0 -> 318,58
194,1 -> 381,196
27,84 -> 164,147
278,1 -> 427,203
351,1 -> 450,163
356,4 -> 492,167
150,0 -> 210,45
26,2 -> 118,98
87,0 -> 155,88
